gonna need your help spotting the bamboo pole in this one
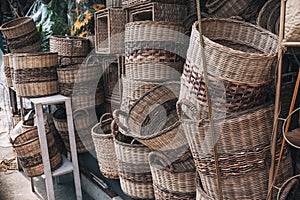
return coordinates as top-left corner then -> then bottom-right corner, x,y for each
195,2 -> 223,200
267,0 -> 286,199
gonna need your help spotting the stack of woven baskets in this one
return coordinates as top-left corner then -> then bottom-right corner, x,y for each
178,18 -> 293,199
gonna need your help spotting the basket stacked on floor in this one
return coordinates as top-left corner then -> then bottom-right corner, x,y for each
178,18 -> 293,199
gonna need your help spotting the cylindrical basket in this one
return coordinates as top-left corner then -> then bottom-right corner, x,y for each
113,121 -> 154,199
11,128 -> 62,177
106,0 -> 122,7
187,19 -> 278,84
0,17 -> 40,53
91,113 -> 119,179
11,52 -> 58,97
3,54 -> 13,87
149,151 -> 196,200
50,35 -> 90,57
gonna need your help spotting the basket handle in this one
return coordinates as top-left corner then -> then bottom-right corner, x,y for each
99,113 -> 113,125
112,109 -> 131,135
148,151 -> 175,172
59,56 -> 73,66
84,54 -> 101,68
73,108 -> 89,119
176,98 -> 200,121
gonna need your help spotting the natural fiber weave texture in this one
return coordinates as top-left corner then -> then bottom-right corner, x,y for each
122,0 -> 186,6
11,52 -> 58,97
11,128 -> 62,177
125,2 -> 187,23
187,19 -> 278,84
106,0 -> 122,7
113,127 -> 154,199
3,54 -> 12,87
50,35 -> 90,57
0,17 -> 37,39
91,113 -> 119,179
256,0 -> 280,35
285,0 -> 300,42
95,8 -> 125,54
7,29 -> 40,53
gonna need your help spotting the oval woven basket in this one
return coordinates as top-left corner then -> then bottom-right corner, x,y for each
53,107 -> 94,153
187,19 -> 278,84
115,82 -> 187,153
256,0 -> 280,35
11,128 -> 62,177
149,151 -> 196,200
11,52 -> 58,97
3,54 -> 13,87
50,35 -> 90,57
113,121 -> 154,199
205,0 -> 253,18
91,113 -> 119,179
0,17 -> 37,39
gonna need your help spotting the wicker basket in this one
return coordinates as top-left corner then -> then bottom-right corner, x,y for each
50,36 -> 90,57
196,172 -> 213,200
0,17 -> 41,53
122,0 -> 186,6
205,0 -> 253,18
11,52 -> 58,98
113,121 -> 154,199
180,61 -> 271,113
53,107 -> 95,153
256,0 -> 280,35
91,113 -> 119,179
187,19 -> 278,84
106,0 -> 122,7
125,2 -> 187,23
3,54 -> 13,87
11,128 -> 62,177
149,151 -> 196,200
125,21 -> 187,54
178,100 -> 275,155
95,8 -> 125,54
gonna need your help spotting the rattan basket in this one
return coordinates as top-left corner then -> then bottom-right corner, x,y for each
196,172 -> 213,200
187,19 -> 278,84
53,107 -> 95,153
125,2 -> 187,23
95,8 -> 125,54
122,0 -> 186,6
11,128 -> 62,177
0,17 -> 41,53
50,36 -> 90,57
149,151 -> 196,200
106,0 -> 122,7
3,54 -> 13,87
11,52 -> 58,98
256,0 -> 280,35
205,0 -> 253,18
113,121 -> 154,199
91,113 -> 119,179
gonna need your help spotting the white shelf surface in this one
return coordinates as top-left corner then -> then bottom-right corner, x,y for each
52,155 -> 74,177
29,94 -> 69,105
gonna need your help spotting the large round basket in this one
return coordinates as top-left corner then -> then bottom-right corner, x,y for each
11,52 -> 58,98
187,19 -> 278,84
11,128 -> 62,177
0,17 -> 40,53
50,35 -> 90,57
91,113 -> 119,179
113,121 -> 154,199
149,151 -> 196,200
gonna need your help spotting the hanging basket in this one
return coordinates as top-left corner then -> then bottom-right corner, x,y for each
91,113 -> 119,179
50,35 -> 90,57
187,19 -> 278,84
113,121 -> 154,199
149,151 -> 196,200
11,52 -> 58,98
11,128 -> 62,177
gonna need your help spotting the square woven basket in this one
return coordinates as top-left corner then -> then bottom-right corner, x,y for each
95,8 -> 126,54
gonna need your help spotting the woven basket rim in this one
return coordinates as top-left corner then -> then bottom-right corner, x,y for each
50,35 -> 89,41
197,18 -> 278,57
11,51 -> 58,58
12,128 -> 50,147
256,0 -> 280,27
125,20 -> 184,28
0,16 -> 32,31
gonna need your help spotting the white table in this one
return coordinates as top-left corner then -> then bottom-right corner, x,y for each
29,94 -> 82,200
